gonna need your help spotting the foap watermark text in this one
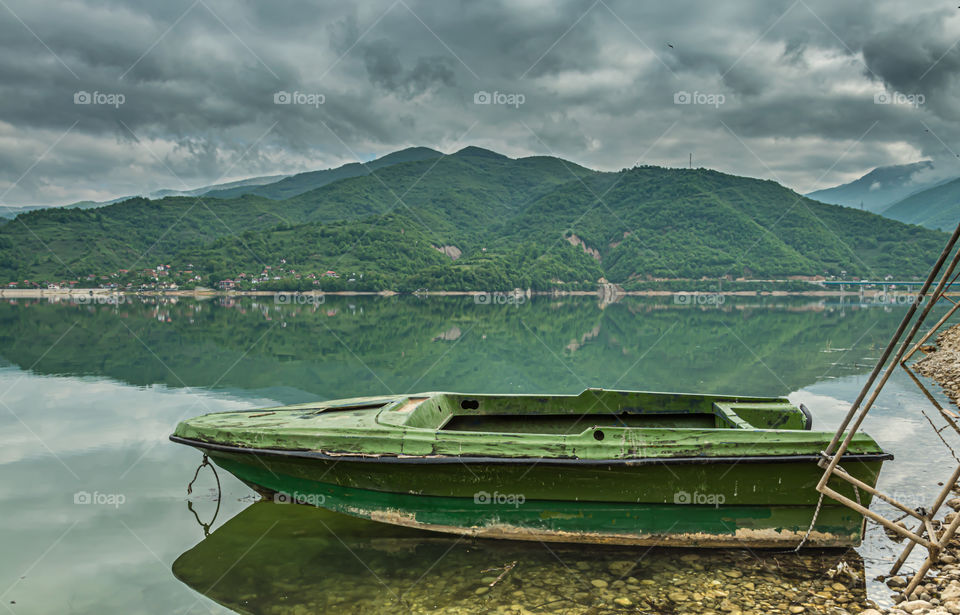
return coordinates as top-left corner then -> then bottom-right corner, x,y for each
868,291 -> 922,306
474,292 -> 526,306
274,292 -> 325,306
74,91 -> 125,108
273,491 -> 326,506
674,91 -> 725,108
474,490 -> 525,508
74,490 -> 126,508
874,91 -> 924,107
674,291 -> 725,306
474,90 -> 525,108
274,91 -> 325,108
674,490 -> 725,507
72,294 -> 126,305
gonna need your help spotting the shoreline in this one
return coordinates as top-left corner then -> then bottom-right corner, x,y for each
868,326 -> 960,615
0,288 -> 944,299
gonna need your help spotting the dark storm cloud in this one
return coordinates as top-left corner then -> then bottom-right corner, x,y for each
862,10 -> 960,124
362,41 -> 456,97
1,0 -> 960,205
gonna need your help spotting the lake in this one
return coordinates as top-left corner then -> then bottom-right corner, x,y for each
0,294 -> 953,614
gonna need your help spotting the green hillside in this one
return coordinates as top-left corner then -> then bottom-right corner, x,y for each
881,177 -> 960,231
0,147 -> 949,289
498,167 -> 943,279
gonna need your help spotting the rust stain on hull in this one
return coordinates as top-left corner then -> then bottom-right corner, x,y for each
359,508 -> 848,548
392,397 -> 427,413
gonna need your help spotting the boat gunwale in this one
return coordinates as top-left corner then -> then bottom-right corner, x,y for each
169,434 -> 893,465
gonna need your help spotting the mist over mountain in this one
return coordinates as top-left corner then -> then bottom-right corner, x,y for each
805,161 -> 954,213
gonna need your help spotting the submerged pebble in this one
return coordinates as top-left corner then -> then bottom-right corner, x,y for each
173,503 -> 898,615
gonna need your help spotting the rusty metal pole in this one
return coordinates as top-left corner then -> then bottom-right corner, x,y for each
890,461 -> 960,576
820,223 -> 960,462
818,225 -> 960,493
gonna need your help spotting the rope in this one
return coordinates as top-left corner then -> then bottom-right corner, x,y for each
795,461 -> 861,551
186,453 -> 220,494
795,491 -> 826,552
185,454 -> 221,537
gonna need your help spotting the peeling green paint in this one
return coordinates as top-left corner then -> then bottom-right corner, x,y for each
173,389 -> 884,460
171,388 -> 889,547
209,453 -> 870,548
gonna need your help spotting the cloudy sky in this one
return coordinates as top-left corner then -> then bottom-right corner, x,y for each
1,0 -> 959,206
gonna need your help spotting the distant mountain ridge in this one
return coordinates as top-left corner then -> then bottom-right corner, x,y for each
881,177 -> 960,231
64,174 -> 290,211
203,147 -> 443,199
0,205 -> 47,220
0,174 -> 290,218
143,174 -> 290,200
1,146 -> 445,216
806,161 -> 951,213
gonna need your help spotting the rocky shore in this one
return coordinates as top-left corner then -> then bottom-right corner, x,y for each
867,324 -> 960,615
914,323 -> 960,405
869,498 -> 960,615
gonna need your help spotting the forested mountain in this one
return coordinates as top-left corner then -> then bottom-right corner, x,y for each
0,147 -> 947,290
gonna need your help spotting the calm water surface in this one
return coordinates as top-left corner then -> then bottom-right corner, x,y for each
0,295 -> 953,614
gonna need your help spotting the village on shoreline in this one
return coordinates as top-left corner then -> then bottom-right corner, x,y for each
0,285 -> 947,300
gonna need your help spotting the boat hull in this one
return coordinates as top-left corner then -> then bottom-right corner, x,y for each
179,437 -> 882,548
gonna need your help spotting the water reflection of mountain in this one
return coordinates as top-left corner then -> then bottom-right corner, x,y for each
0,296 -> 921,402
173,501 -> 867,615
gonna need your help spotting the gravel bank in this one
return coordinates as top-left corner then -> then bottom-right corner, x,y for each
871,498 -> 960,615
873,325 -> 960,614
914,323 -> 960,404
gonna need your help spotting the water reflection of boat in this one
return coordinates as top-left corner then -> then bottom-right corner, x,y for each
171,389 -> 891,548
173,502 -> 870,615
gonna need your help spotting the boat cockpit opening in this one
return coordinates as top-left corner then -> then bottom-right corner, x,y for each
392,391 -> 810,433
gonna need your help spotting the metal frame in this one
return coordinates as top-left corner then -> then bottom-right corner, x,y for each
817,221 -> 960,596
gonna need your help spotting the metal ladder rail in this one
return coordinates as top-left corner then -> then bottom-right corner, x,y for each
818,224 -> 960,478
815,221 -> 960,597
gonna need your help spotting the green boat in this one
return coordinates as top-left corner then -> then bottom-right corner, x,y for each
170,388 -> 891,548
